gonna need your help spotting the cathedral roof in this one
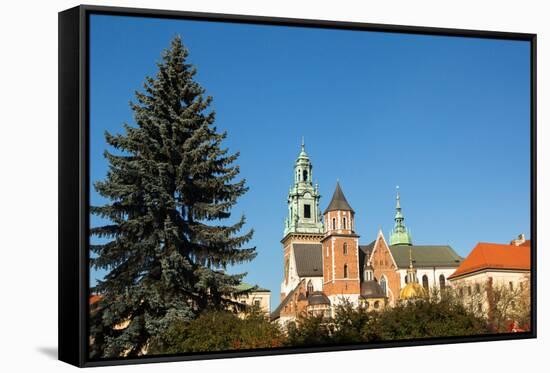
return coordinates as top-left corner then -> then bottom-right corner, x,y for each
293,244 -> 323,277
324,182 -> 354,214
270,279 -> 304,321
390,245 -> 462,268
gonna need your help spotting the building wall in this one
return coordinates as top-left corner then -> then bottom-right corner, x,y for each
322,235 -> 360,297
449,270 -> 530,317
397,267 -> 457,291
235,290 -> 271,315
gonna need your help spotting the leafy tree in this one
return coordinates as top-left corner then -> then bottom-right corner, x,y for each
89,36 -> 256,358
372,292 -> 489,340
331,299 -> 372,343
149,308 -> 284,353
285,314 -> 333,347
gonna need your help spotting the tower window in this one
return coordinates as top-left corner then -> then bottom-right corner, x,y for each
303,169 -> 308,182
332,218 -> 336,230
307,280 -> 313,295
343,217 -> 346,229
343,264 -> 348,278
343,242 -> 348,255
304,204 -> 311,218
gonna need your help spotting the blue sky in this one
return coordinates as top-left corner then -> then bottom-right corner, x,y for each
89,14 -> 531,309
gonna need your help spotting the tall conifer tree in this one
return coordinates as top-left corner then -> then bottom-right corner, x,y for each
89,36 -> 256,358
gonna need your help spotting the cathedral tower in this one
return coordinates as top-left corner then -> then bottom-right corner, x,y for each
280,139 -> 324,300
389,186 -> 413,246
321,182 -> 361,309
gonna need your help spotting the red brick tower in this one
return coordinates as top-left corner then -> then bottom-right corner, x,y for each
321,182 -> 361,308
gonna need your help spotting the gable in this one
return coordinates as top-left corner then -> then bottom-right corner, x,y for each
370,234 -> 398,270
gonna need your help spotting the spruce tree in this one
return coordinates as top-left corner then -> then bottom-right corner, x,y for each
89,36 -> 256,358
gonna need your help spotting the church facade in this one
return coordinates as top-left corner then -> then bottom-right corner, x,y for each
271,142 -> 463,324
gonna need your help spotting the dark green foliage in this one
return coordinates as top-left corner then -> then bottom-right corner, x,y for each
286,314 -> 333,347
331,300 -> 374,343
149,309 -> 284,353
89,36 -> 256,358
287,296 -> 489,347
373,297 -> 488,340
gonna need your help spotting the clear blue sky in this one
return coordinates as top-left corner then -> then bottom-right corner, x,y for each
89,14 -> 531,309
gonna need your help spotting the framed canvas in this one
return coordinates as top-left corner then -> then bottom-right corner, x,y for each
58,4 -> 537,367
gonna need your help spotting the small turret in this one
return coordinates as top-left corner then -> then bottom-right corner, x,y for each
399,247 -> 427,300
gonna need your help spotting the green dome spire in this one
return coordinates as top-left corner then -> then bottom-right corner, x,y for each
389,186 -> 413,246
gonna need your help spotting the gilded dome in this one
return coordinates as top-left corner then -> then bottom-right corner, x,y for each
399,282 -> 427,300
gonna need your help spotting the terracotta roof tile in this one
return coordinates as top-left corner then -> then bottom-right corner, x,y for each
448,242 -> 530,279
89,294 -> 102,305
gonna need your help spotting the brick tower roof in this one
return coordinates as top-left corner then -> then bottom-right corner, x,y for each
324,181 -> 354,213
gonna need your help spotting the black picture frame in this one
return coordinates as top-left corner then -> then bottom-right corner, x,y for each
59,4 -> 537,368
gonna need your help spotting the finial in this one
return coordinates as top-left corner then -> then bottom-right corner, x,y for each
301,136 -> 305,150
408,247 -> 413,269
396,185 -> 401,209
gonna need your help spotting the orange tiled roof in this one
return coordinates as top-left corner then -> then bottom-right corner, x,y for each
89,294 -> 102,305
448,241 -> 530,279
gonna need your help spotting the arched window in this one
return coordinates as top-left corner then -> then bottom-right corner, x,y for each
439,274 -> 446,289
380,276 -> 387,295
422,275 -> 429,290
374,301 -> 380,309
307,280 -> 313,295
332,218 -> 336,230
475,283 -> 481,294
509,281 -> 514,291
343,264 -> 348,278
364,268 -> 372,281
467,286 -> 472,296
343,242 -> 348,255
343,217 -> 347,229
303,169 -> 308,182
404,274 -> 409,284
